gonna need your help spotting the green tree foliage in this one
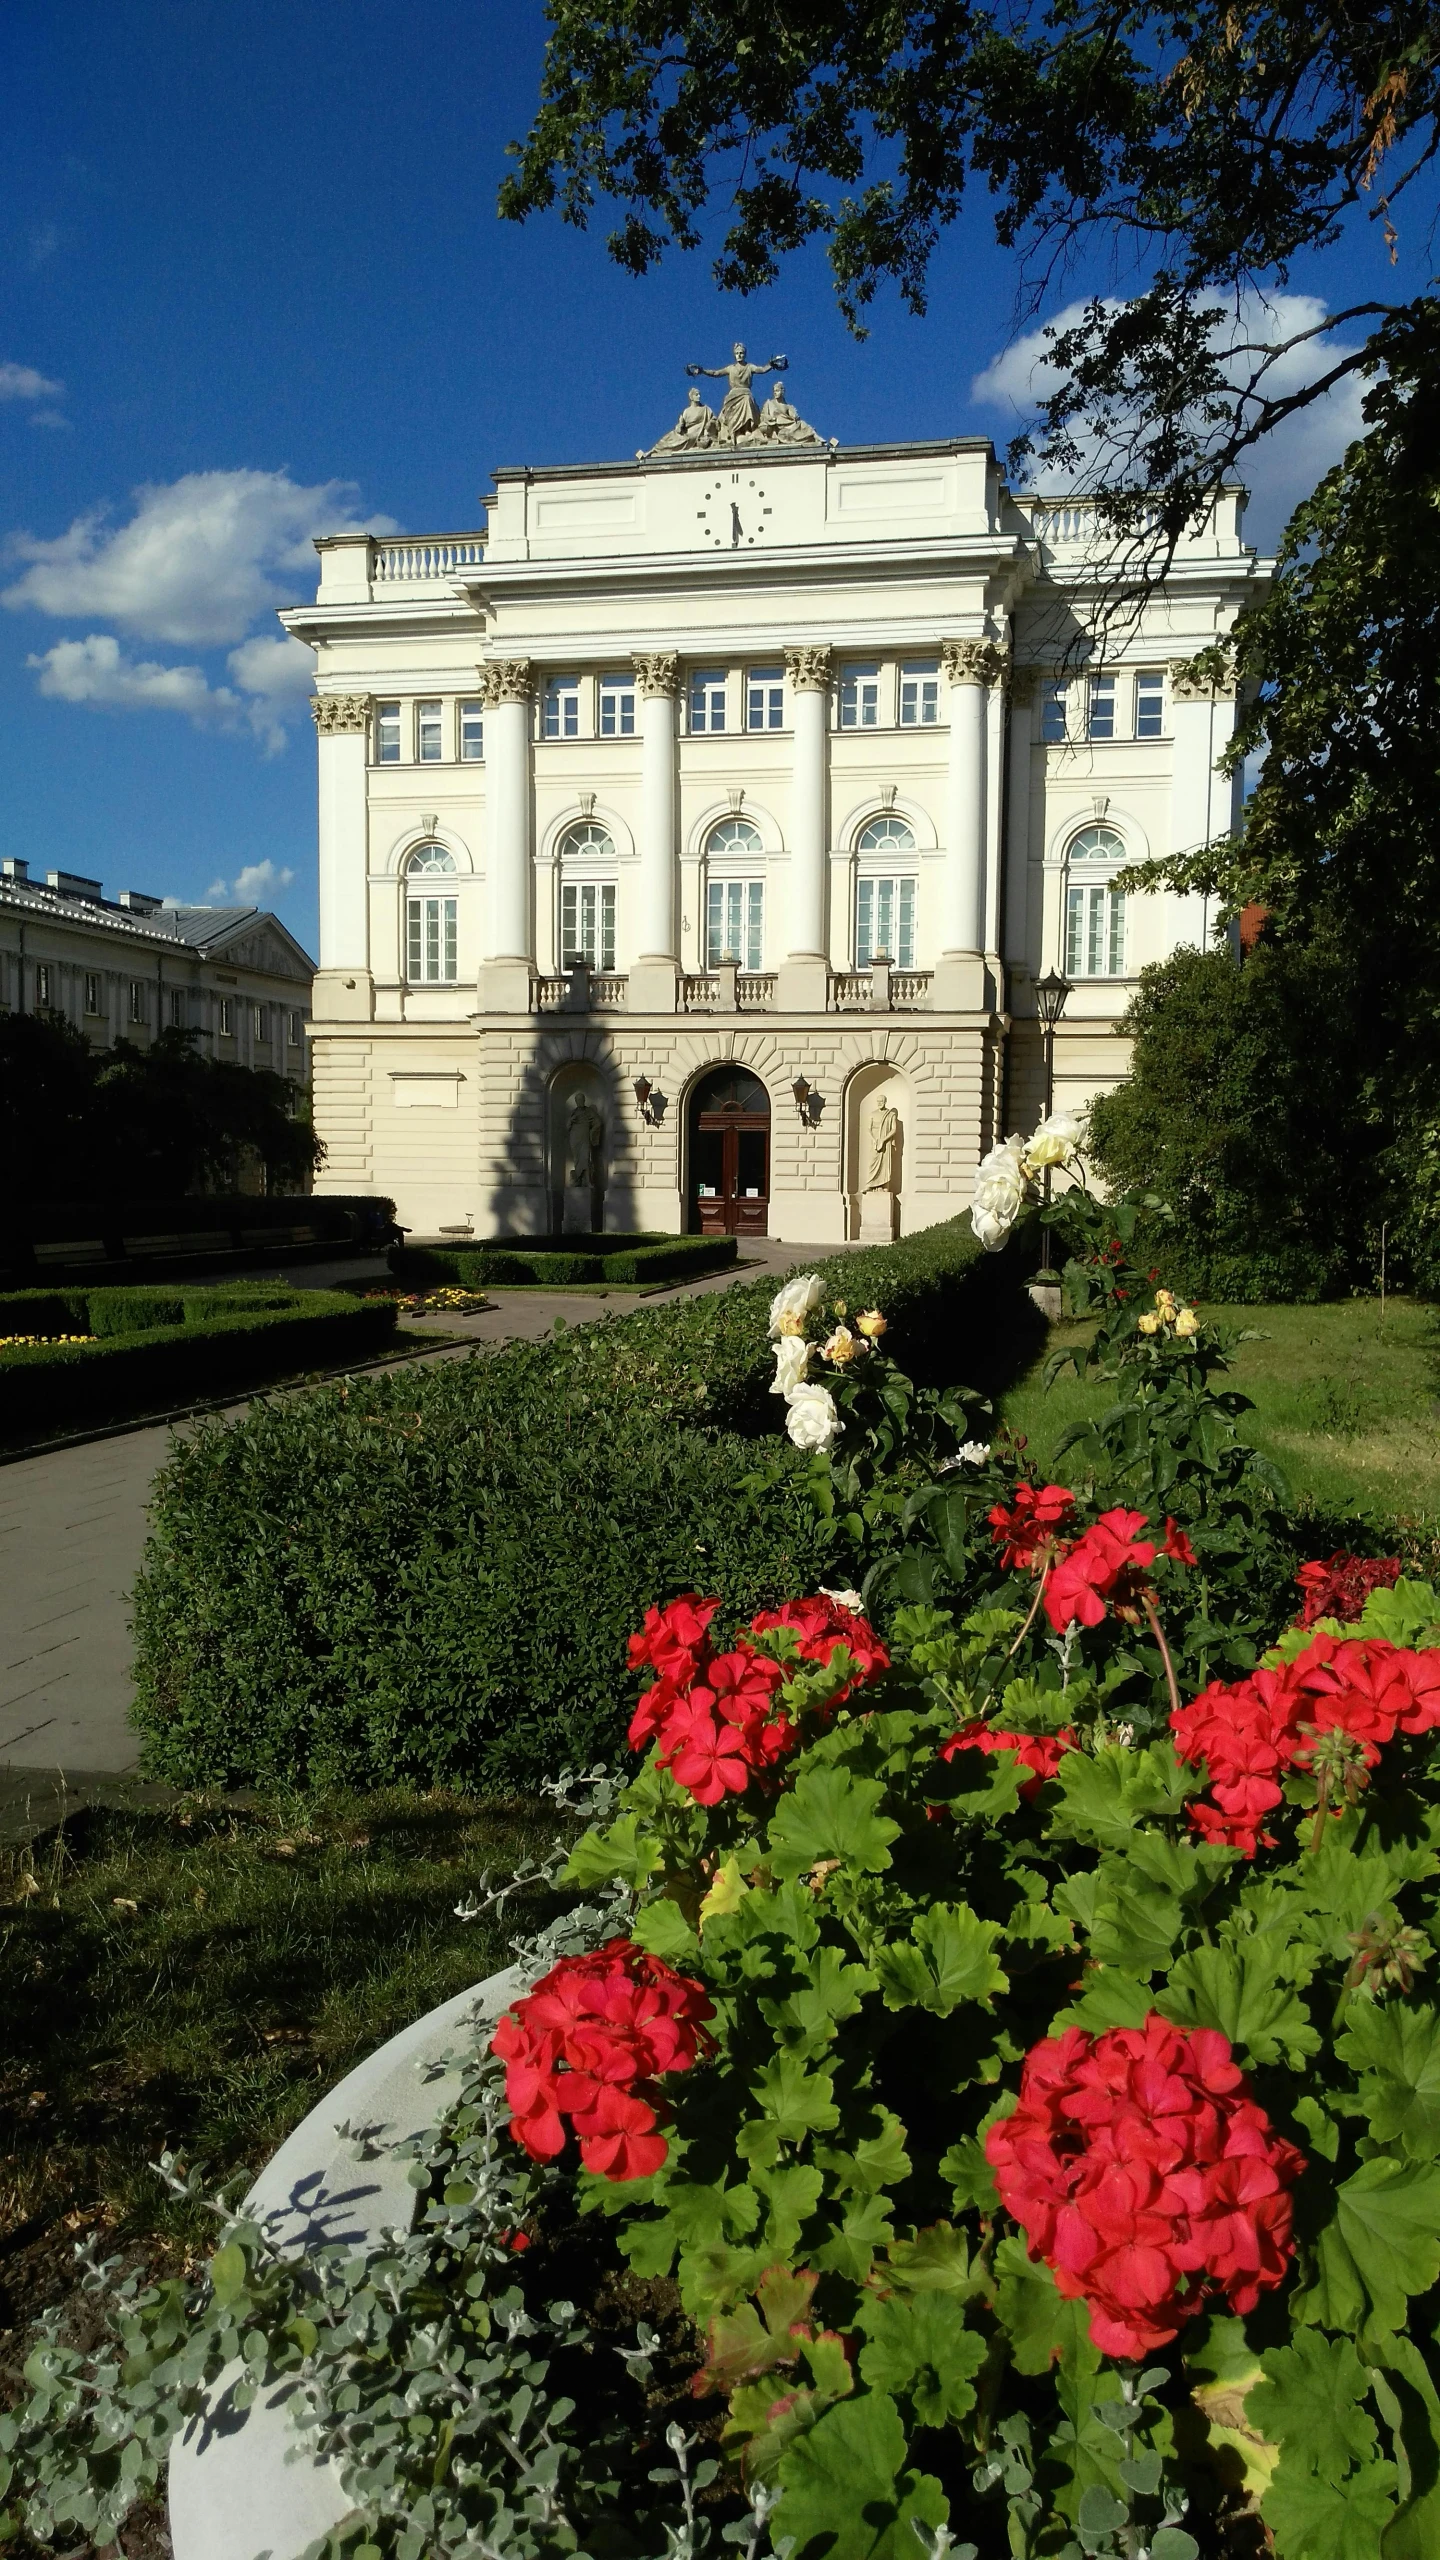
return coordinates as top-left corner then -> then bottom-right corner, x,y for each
501,3 -> 1440,533
0,1010 -> 322,1200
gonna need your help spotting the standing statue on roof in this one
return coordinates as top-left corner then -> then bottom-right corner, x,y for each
686,342 -> 789,444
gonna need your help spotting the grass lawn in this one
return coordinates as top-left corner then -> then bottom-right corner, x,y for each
0,1790 -> 562,2338
1000,1295 -> 1440,1529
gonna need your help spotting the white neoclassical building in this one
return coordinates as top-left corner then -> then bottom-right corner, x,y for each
282,384 -> 1264,1243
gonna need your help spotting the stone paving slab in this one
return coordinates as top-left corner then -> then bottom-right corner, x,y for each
0,1239 -> 833,1783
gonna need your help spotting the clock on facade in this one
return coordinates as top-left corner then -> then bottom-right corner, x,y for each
695,474 -> 775,549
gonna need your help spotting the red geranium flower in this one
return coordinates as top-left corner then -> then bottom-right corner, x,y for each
939,1720 -> 1077,1802
628,1594 -> 720,1685
988,1483 -> 1076,1571
492,1941 -> 714,2180
1163,1519 -> 1199,1567
626,1593 -> 888,1804
1295,1553 -> 1402,1629
1171,1635 -> 1440,1852
986,2016 -> 1304,2358
749,1594 -> 891,1699
1044,1509 -> 1156,1633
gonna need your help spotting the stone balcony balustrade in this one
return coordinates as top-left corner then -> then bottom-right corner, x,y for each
527,964 -> 932,1016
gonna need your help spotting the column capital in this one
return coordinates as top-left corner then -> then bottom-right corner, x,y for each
310,693 -> 370,735
1169,654 -> 1236,702
480,658 -> 535,708
940,638 -> 1009,689
784,644 -> 833,693
632,650 -> 682,698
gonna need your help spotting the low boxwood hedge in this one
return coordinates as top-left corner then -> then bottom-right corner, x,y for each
131,1219 -> 1047,1794
392,1234 -> 739,1288
0,1286 -> 399,1435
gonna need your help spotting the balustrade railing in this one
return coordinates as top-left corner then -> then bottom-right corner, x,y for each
830,971 -> 872,1011
535,975 -> 568,1010
591,971 -> 628,1008
372,535 -> 485,583
736,973 -> 776,1010
890,970 -> 933,1009
680,974 -> 719,1011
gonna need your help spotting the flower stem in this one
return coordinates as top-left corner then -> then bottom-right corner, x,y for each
1141,1592 -> 1182,1723
976,1565 -> 1053,1718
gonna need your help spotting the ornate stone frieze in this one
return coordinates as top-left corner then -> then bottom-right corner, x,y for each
784,644 -> 833,693
480,659 -> 535,708
1169,655 -> 1237,702
940,639 -> 1010,689
310,694 -> 370,735
631,651 -> 682,698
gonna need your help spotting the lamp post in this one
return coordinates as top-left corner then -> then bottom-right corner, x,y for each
1033,967 -> 1071,1274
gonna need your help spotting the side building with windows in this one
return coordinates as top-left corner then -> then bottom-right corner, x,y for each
281,416 -> 1262,1242
0,860 -> 314,1076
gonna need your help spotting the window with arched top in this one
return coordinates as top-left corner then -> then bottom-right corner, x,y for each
405,843 -> 457,981
856,815 -> 915,853
1063,824 -> 1127,976
556,821 -> 617,970
704,818 -> 765,970
855,815 -> 917,968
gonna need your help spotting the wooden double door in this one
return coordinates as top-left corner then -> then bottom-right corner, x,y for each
689,1067 -> 770,1237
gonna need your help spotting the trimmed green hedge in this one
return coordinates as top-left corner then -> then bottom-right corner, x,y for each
131,1219 -> 1046,1794
392,1234 -> 739,1288
0,1286 -> 399,1434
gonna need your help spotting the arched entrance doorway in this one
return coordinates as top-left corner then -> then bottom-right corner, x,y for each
688,1067 -> 771,1237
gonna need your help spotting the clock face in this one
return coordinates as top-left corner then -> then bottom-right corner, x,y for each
695,472 -> 775,549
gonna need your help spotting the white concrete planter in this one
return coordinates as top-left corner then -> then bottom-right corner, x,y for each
168,1965 -> 520,2560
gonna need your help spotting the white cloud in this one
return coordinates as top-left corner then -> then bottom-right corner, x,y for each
27,631 -> 299,756
972,292 -> 1368,542
226,632 -> 315,699
233,859 -> 295,902
3,467 -> 395,646
0,361 -> 64,403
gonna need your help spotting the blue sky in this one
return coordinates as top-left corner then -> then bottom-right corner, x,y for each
0,1 -> 1419,957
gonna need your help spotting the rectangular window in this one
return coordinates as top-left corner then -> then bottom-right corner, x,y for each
459,699 -> 485,761
219,997 -> 233,1037
1065,884 -> 1127,977
169,990 -> 184,1029
856,877 -> 917,970
689,669 -> 727,732
598,674 -> 636,737
543,676 -> 580,738
746,667 -> 784,730
375,700 -> 401,763
1087,675 -> 1116,741
128,980 -> 144,1025
706,880 -> 765,972
289,1010 -> 303,1046
253,1004 -> 266,1040
407,894 -> 459,983
899,662 -> 940,726
560,881 -> 617,970
1041,682 -> 1068,744
35,963 -> 52,1004
1135,669 -> 1165,739
417,699 -> 443,761
84,972 -> 101,1015
839,663 -> 881,729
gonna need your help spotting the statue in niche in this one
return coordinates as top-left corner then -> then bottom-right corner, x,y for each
865,1096 -> 902,1193
686,341 -> 789,443
566,1093 -> 604,1188
647,386 -> 718,456
758,380 -> 822,445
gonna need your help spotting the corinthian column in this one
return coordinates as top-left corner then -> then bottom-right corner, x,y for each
782,644 -> 832,1007
937,638 -> 1007,1006
310,693 -> 372,1020
630,652 -> 681,1010
479,659 -> 534,1009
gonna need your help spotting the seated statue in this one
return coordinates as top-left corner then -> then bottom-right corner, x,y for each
646,387 -> 718,457
757,381 -> 822,445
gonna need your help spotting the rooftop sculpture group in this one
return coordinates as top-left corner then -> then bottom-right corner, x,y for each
641,344 -> 827,458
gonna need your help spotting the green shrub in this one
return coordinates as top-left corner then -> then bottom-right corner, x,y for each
0,1290 -> 87,1336
0,1291 -> 398,1435
85,1287 -> 186,1337
392,1235 -> 738,1289
132,1221 -> 1045,1793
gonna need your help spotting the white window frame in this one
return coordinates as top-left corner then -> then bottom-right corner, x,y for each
35,963 -> 52,1005
252,1004 -> 266,1040
839,663 -> 881,729
855,876 -> 917,970
289,1010 -> 303,1046
405,844 -> 460,985
375,700 -> 401,763
459,699 -> 485,761
169,990 -> 185,1029
1063,825 -> 1128,978
899,662 -> 940,726
1040,681 -> 1068,744
542,676 -> 580,739
706,878 -> 765,971
128,979 -> 144,1025
1087,675 -> 1116,742
598,673 -> 636,737
416,699 -> 444,762
219,997 -> 234,1037
689,668 -> 728,733
84,972 -> 101,1016
1134,669 -> 1166,739
746,666 -> 784,731
560,879 -> 617,970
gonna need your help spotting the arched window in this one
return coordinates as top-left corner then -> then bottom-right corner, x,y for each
405,843 -> 457,982
855,815 -> 917,968
1063,825 -> 1127,977
557,820 -> 617,970
704,818 -> 765,970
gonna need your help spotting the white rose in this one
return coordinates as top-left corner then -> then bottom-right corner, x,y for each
971,1202 -> 1014,1253
784,1382 -> 841,1453
1023,1109 -> 1083,1174
769,1334 -> 812,1396
768,1272 -> 825,1336
957,1440 -> 992,1466
821,1585 -> 864,1610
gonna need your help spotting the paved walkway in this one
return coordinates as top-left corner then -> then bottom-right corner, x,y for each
0,1239 -> 827,1795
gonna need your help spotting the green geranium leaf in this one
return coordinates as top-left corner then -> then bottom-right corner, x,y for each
758,1945 -> 875,2058
1156,1938 -> 1319,2068
1356,1579 -> 1440,1649
737,2054 -> 841,2165
1262,2457 -> 1397,2560
1297,2160 -> 1440,2336
1248,2333 -> 1379,2483
561,1813 -> 663,1890
767,1767 -> 900,1883
857,2293 -> 988,2429
993,2235 -> 1100,2379
939,2135 -> 1000,2214
810,2191 -> 898,2282
751,2162 -> 826,2255
630,1895 -> 700,1962
873,1903 -> 1008,2014
816,2107 -> 911,2197
882,2224 -> 982,2296
1336,2004 -> 1440,2160
1049,1742 -> 1192,1848
773,2391 -> 948,2560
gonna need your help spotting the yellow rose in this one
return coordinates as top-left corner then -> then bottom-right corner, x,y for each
1174,1307 -> 1200,1337
1137,1312 -> 1161,1335
855,1308 -> 887,1339
822,1325 -> 859,1365
776,1311 -> 806,1337
1155,1289 -> 1177,1315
